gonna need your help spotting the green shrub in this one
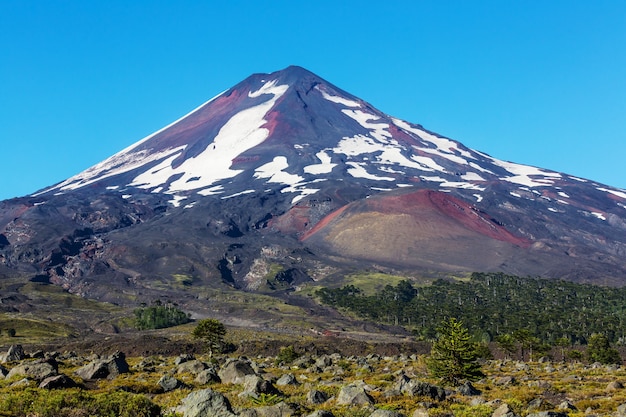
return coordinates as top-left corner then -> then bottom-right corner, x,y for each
0,388 -> 160,417
275,345 -> 300,365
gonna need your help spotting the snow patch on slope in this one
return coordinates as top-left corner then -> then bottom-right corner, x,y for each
130,80 -> 289,194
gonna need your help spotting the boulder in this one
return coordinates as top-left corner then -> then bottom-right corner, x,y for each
396,377 -> 445,401
2,345 -> 25,363
240,402 -> 297,417
177,360 -> 208,375
608,380 -> 624,390
458,381 -> 481,396
195,368 -> 221,384
219,358 -> 257,384
180,388 -> 237,417
158,374 -> 186,392
306,389 -> 329,405
39,374 -> 79,389
6,359 -> 57,381
75,351 -> 129,380
369,410 -> 406,417
617,403 -> 626,417
240,375 -> 280,397
336,382 -> 374,406
276,373 -> 299,386
492,403 -> 520,417
304,411 -> 334,417
175,353 -> 195,365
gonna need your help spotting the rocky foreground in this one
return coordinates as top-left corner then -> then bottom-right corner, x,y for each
1,344 -> 626,417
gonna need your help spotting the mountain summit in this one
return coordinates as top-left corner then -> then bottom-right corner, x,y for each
2,66 -> 626,302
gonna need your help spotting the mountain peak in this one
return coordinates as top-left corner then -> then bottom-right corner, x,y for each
8,66 -> 626,290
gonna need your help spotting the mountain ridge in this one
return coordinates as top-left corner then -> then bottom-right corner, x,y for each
1,65 -> 626,305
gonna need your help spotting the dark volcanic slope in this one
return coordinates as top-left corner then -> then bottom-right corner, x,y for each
1,65 -> 625,300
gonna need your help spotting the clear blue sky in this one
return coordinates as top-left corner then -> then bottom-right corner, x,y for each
1,1 -> 625,200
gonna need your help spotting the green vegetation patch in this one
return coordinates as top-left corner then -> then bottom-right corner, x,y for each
317,272 -> 626,345
0,315 -> 75,341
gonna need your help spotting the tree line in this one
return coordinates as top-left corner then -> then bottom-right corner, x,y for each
316,272 -> 626,345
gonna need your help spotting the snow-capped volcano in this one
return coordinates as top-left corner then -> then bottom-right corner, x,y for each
2,66 -> 626,302
36,66 -> 591,208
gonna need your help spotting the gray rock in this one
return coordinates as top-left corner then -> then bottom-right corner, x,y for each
39,374 -> 78,389
556,400 -> 576,411
10,378 -> 31,387
306,389 -> 329,405
2,345 -> 25,363
458,381 -> 481,396
400,380 -> 445,401
617,403 -> 626,417
492,403 -> 520,417
525,413 -> 567,417
304,411 -> 334,417
175,353 -> 195,365
180,388 -> 237,417
159,374 -> 186,392
219,358 -> 257,384
411,409 -> 429,417
369,410 -> 406,417
276,373 -> 299,386
75,351 -> 129,380
241,374 -> 280,396
177,359 -> 208,375
608,380 -> 624,390
255,402 -> 297,417
493,376 -> 516,386
336,383 -> 374,406
195,368 -> 221,384
315,355 -> 332,368
6,359 -> 57,381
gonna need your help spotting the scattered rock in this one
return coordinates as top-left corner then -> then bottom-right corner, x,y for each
240,401 -> 297,417
336,382 -> 374,406
458,381 -> 481,396
39,374 -> 79,389
493,376 -> 516,386
240,375 -> 280,398
276,373 -> 299,386
159,374 -> 186,392
556,401 -> 576,411
304,411 -> 334,417
75,351 -> 129,380
525,412 -> 567,417
219,358 -> 257,384
175,353 -> 195,365
177,359 -> 208,375
6,359 -> 58,381
195,368 -> 221,384
492,403 -> 520,417
608,380 -> 624,390
2,345 -> 25,363
306,389 -> 329,405
370,409 -> 406,417
180,388 -> 237,417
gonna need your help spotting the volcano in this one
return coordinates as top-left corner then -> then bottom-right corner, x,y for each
2,65 -> 626,304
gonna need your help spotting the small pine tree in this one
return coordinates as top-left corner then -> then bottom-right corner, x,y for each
586,333 -> 621,365
191,318 -> 227,357
426,317 -> 484,385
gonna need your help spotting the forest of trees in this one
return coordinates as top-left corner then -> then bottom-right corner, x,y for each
316,272 -> 626,345
133,301 -> 190,330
